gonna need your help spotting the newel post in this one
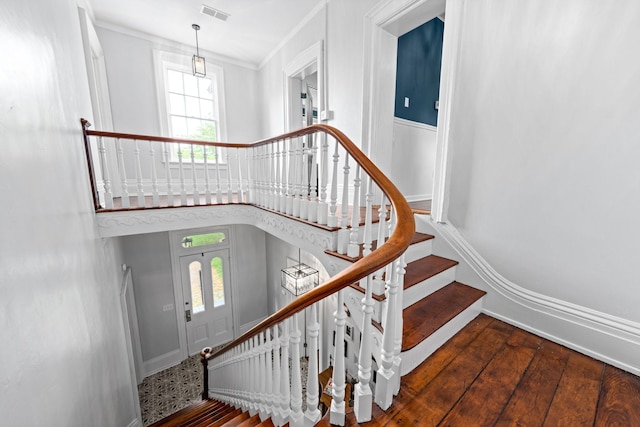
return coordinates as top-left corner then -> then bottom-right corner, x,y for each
200,346 -> 212,400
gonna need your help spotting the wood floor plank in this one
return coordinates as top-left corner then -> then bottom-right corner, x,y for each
440,328 -> 543,426
387,319 -> 515,426
495,340 -> 571,426
402,313 -> 493,395
595,365 -> 640,426
543,351 -> 604,426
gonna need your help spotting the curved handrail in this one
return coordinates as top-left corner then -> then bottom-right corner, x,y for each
202,125 -> 415,360
80,119 -> 415,362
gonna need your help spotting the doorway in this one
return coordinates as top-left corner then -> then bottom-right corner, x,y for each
179,249 -> 234,355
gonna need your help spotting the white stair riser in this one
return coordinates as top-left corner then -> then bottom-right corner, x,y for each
403,239 -> 433,263
403,266 -> 457,309
401,298 -> 484,376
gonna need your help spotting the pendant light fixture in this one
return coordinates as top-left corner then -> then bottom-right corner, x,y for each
191,24 -> 206,77
281,249 -> 319,296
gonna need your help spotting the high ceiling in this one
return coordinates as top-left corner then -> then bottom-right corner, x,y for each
89,0 -> 320,66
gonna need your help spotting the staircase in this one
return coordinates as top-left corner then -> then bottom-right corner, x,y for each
149,399 -> 274,427
331,208 -> 486,380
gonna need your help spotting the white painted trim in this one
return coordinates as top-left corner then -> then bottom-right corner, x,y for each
94,21 -> 257,70
430,219 -> 640,376
259,1 -> 328,69
120,267 -> 143,426
125,419 -> 142,427
142,348 -> 183,377
283,40 -> 325,132
431,0 -> 465,223
393,117 -> 437,132
404,193 -> 432,202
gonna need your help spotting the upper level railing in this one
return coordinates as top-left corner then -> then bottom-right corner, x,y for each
81,118 -> 415,425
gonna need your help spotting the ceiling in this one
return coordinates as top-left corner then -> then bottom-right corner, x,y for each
89,0 -> 320,66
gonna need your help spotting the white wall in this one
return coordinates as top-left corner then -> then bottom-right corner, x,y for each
259,0 -> 378,143
446,1 -> 640,321
390,118 -> 437,201
0,0 -> 136,425
96,26 -> 262,142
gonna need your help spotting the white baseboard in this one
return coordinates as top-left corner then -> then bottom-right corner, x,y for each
430,219 -> 640,376
142,348 -> 183,378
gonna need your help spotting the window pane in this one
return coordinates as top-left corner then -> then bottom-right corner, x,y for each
169,93 -> 185,115
200,99 -> 214,120
189,261 -> 205,313
171,115 -> 188,138
183,74 -> 198,97
167,69 -> 183,94
185,96 -> 201,118
198,77 -> 214,100
211,257 -> 225,307
181,232 -> 226,248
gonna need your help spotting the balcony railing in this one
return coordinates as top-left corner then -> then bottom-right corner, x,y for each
81,118 -> 414,425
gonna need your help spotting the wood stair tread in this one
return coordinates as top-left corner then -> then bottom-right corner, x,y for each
404,255 -> 458,290
148,400 -> 224,427
236,414 -> 261,427
325,232 -> 434,262
402,282 -> 486,352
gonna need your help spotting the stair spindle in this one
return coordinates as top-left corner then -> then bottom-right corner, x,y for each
289,314 -> 304,427
116,137 -> 130,208
330,290 -> 347,426
304,303 -> 321,425
97,136 -> 114,209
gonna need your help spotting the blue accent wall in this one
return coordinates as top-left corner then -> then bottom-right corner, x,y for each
394,18 -> 444,126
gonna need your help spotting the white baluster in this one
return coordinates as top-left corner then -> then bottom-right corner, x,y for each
203,145 -> 212,204
265,330 -> 274,417
268,143 -> 275,210
133,140 -> 145,207
292,137 -> 302,218
226,148 -> 233,203
258,332 -> 267,419
330,290 -> 347,425
163,142 -> 174,207
372,195 -> 389,295
308,133 -> 318,224
97,136 -> 114,209
354,176 -> 375,422
148,141 -> 160,207
317,133 -> 329,224
289,314 -> 304,427
177,143 -> 187,206
116,138 -> 130,208
280,321 -> 291,424
272,326 -> 282,425
327,140 -> 339,228
237,148 -> 244,203
282,139 -> 290,214
304,304 -> 321,426
347,164 -> 362,258
215,146 -> 222,204
376,256 -> 400,409
393,257 -> 406,396
299,138 -> 309,220
286,139 -> 295,215
274,141 -> 281,212
337,155 -> 351,254
191,144 -> 200,205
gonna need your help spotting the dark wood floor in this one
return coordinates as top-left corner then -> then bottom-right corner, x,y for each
324,314 -> 640,426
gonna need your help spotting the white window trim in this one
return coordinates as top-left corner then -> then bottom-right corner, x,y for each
153,49 -> 228,162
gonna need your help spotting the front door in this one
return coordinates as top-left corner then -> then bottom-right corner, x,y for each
180,249 -> 234,355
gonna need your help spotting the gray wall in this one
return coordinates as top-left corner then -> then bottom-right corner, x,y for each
121,225 -> 269,367
0,0 -> 136,425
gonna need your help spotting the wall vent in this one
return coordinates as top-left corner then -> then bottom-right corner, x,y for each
201,5 -> 230,21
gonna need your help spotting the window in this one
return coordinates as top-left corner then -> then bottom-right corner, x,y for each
189,261 -> 205,313
181,231 -> 226,248
211,256 -> 225,307
154,50 -> 227,162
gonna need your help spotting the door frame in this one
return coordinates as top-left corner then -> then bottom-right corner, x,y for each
169,226 -> 237,361
362,0 -> 462,223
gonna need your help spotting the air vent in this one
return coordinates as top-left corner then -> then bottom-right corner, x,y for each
201,5 -> 230,21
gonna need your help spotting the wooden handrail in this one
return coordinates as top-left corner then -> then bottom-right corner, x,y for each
202,126 -> 415,361
80,119 -> 415,366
